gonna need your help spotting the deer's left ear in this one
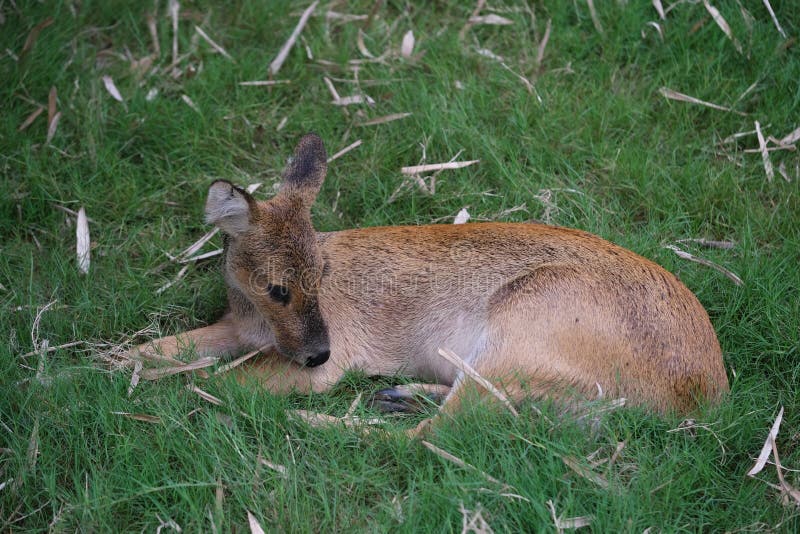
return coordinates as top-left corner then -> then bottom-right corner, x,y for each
205,180 -> 255,237
279,133 -> 327,206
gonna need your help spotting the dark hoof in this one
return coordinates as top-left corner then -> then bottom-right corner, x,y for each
369,387 -> 445,414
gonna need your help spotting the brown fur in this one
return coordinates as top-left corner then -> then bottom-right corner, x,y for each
131,134 -> 729,418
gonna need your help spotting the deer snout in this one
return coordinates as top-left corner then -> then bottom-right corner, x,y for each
305,349 -> 330,367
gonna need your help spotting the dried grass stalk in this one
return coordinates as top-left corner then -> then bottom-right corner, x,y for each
76,207 -> 90,274
536,19 -> 552,69
469,14 -> 513,25
112,412 -> 162,424
179,249 -> 223,264
195,26 -> 233,61
754,121 -> 774,181
400,30 -> 415,58
586,0 -> 604,34
323,76 -> 341,100
358,113 -> 412,127
181,94 -> 200,113
771,439 -> 800,505
213,347 -> 267,375
476,48 -> 538,97
188,384 -> 224,405
325,11 -> 367,23
733,81 -> 759,106
128,360 -> 142,396
644,22 -> 664,41
46,113 -> 61,144
721,128 -> 758,144
401,160 -> 479,175
102,75 -> 124,103
269,1 -> 319,76
19,106 -> 44,132
21,17 -> 54,57
327,139 -> 362,162
659,87 -> 746,116
453,208 -> 470,224
437,348 -> 518,416
178,228 -> 220,261
260,457 -> 289,478
459,501 -> 495,534
675,238 -> 736,249
146,13 -> 160,56
20,340 -> 84,358
702,0 -> 742,53
155,264 -> 189,295
547,499 -> 593,532
653,0 -> 666,20
168,0 -> 180,65
778,126 -> 800,146
422,441 -> 510,490
247,511 -> 265,534
459,0 -> 488,40
561,456 -> 609,488
748,406 -> 783,476
664,245 -> 743,285
140,356 -> 218,380
777,161 -> 790,182
346,393 -> 363,418
238,80 -> 291,86
761,0 -> 787,39
356,29 -> 375,58
331,94 -> 375,106
26,419 -> 39,471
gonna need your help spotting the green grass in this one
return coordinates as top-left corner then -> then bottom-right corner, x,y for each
2,0 -> 800,531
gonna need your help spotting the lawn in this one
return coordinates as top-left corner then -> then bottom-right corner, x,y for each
2,0 -> 799,531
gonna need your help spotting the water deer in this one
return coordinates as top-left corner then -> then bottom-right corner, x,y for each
131,134 -> 728,423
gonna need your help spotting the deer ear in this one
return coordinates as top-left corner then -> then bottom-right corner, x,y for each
279,133 -> 327,206
205,181 -> 254,237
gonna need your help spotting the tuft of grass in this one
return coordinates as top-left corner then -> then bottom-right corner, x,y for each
2,0 -> 799,531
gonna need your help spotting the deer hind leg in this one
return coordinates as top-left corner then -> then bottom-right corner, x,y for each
407,266 -> 616,438
129,314 -> 245,362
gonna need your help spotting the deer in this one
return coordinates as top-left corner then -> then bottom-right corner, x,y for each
130,133 -> 729,428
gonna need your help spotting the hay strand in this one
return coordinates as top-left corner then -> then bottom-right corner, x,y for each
761,0 -> 787,39
748,406 -> 784,477
659,87 -> 746,116
269,1 -> 319,76
401,160 -> 479,175
358,113 -> 412,127
195,26 -> 233,61
76,207 -> 90,274
754,120 -> 774,181
664,245 -> 743,285
437,348 -> 518,416
140,356 -> 218,380
327,139 -> 362,162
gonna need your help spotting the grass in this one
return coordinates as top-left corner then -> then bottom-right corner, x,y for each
2,0 -> 799,531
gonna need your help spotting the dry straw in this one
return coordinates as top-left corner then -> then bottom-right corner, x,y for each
437,347 -> 518,417
270,1 -> 319,76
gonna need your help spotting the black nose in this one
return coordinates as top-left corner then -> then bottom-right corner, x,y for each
305,350 -> 330,368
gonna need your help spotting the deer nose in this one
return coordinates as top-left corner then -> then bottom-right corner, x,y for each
305,350 -> 330,367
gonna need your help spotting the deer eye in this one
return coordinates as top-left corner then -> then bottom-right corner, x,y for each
267,284 -> 291,305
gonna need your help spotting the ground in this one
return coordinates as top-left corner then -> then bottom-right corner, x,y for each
1,1 -> 799,531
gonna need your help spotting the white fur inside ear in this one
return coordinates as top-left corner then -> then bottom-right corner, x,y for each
205,182 -> 251,236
